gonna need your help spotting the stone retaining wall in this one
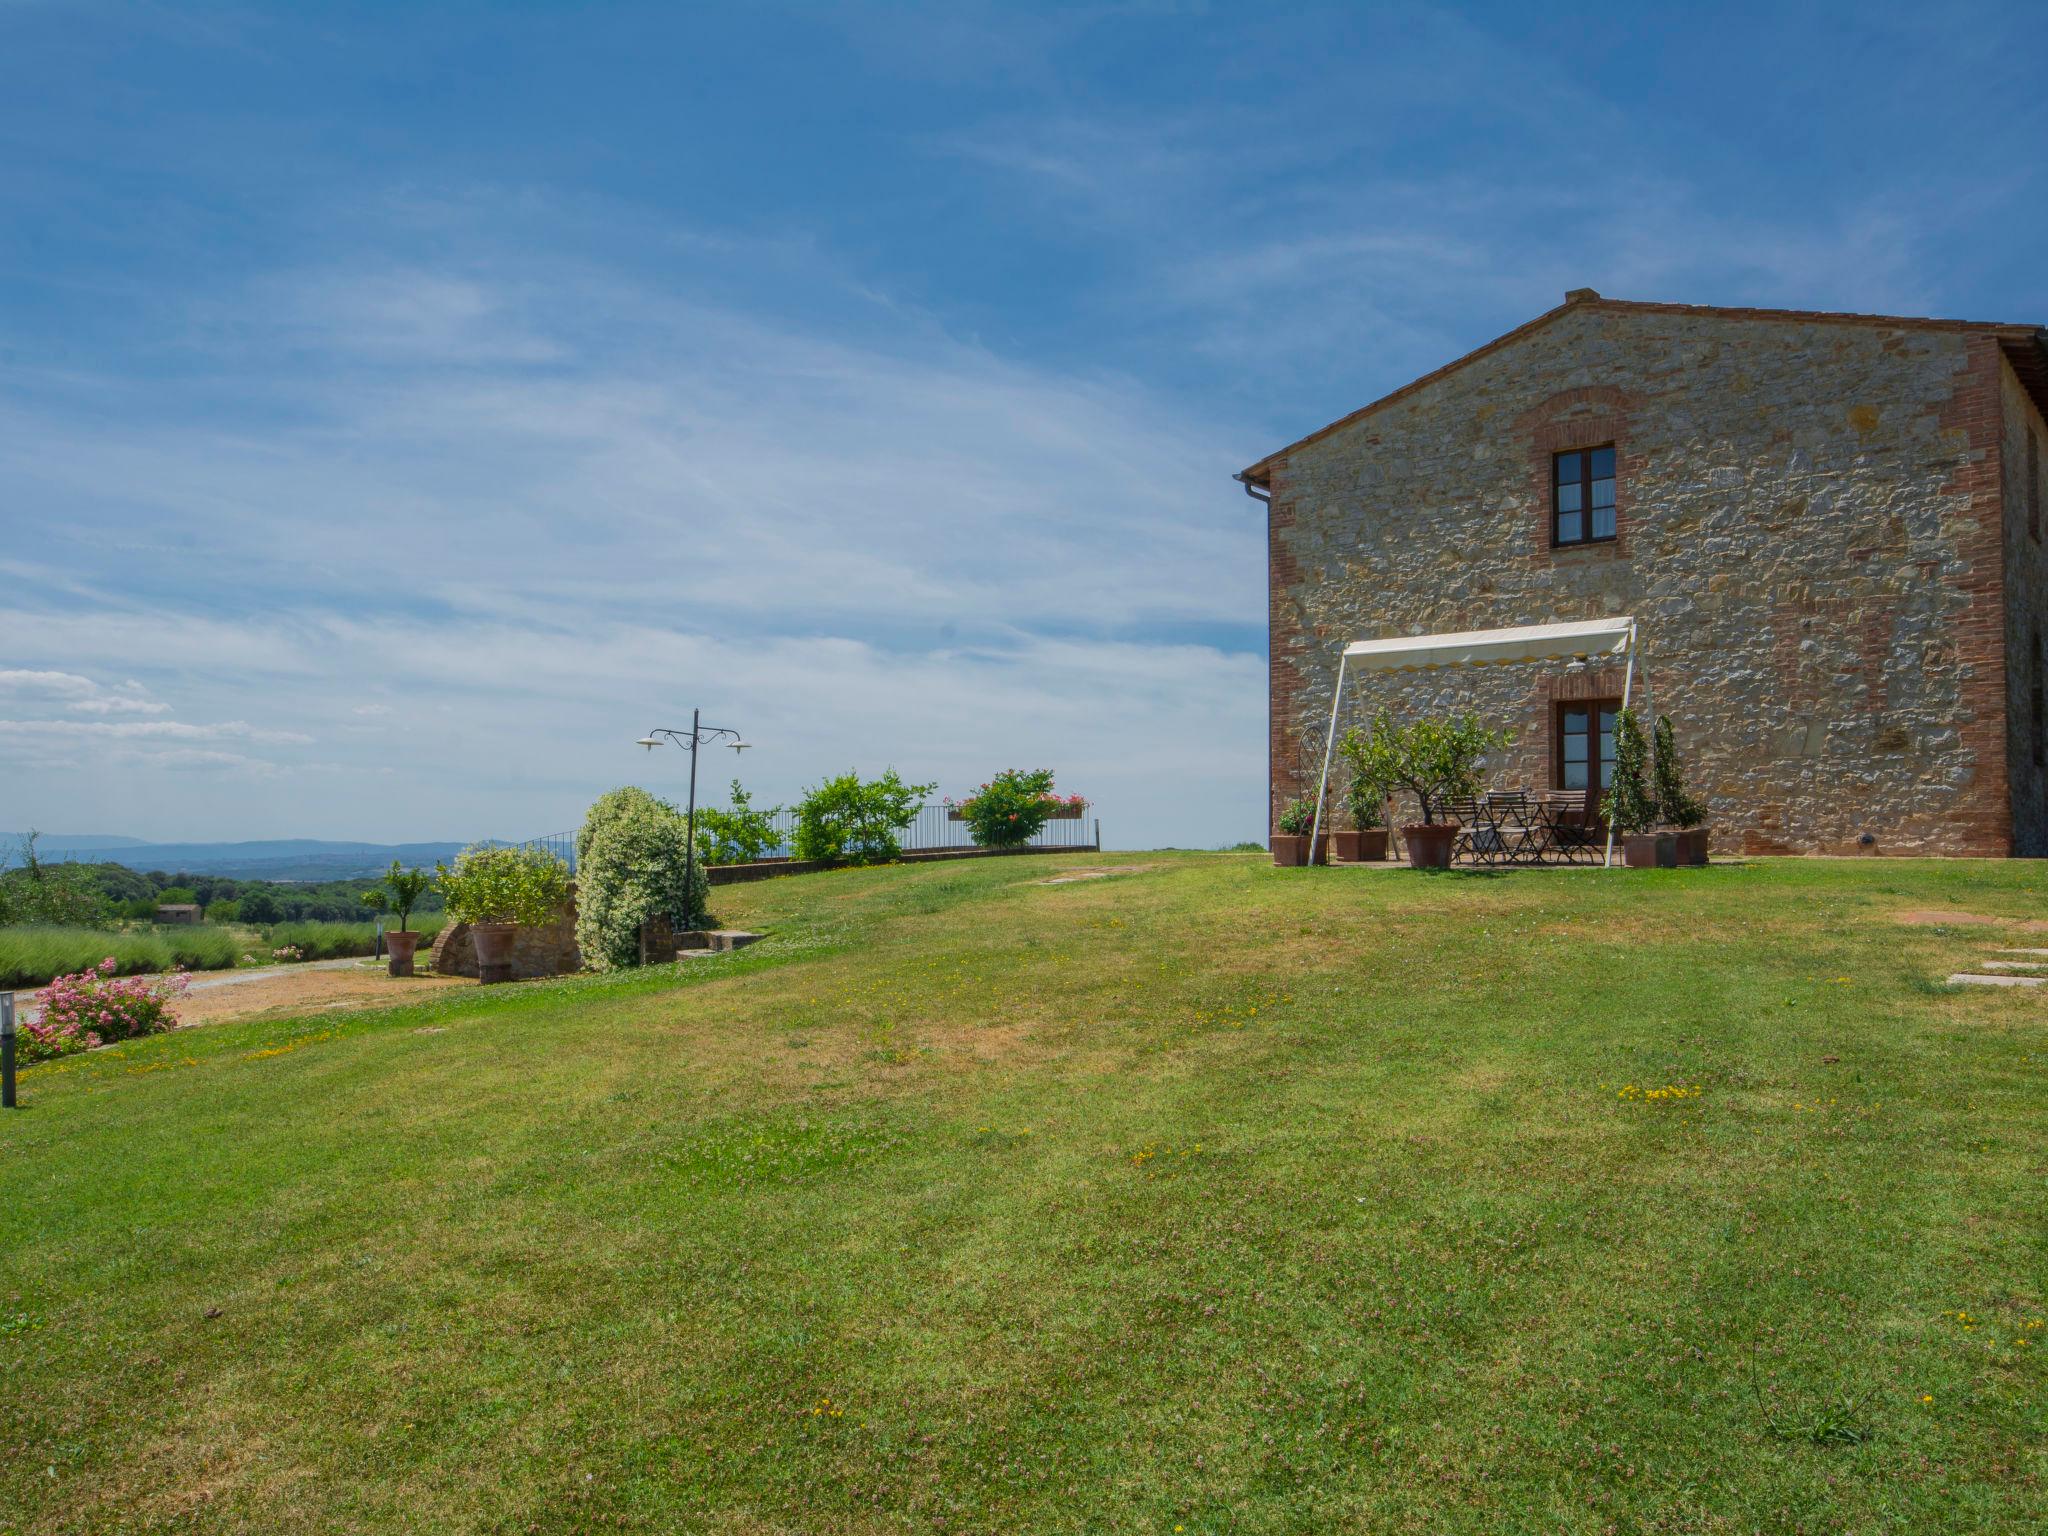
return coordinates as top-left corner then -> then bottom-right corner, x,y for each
429,900 -> 581,980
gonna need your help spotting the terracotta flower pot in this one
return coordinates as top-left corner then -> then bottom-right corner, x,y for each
470,921 -> 518,985
1270,834 -> 1310,868
1624,832 -> 1678,869
1358,827 -> 1390,862
385,928 -> 422,978
1402,823 -> 1457,870
1328,830 -> 1363,862
1681,827 -> 1711,866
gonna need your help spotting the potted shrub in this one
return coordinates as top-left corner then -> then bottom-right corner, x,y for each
1652,715 -> 1711,865
363,861 -> 432,976
1271,797 -> 1315,866
1604,708 -> 1673,867
1330,753 -> 1390,862
1342,709 -> 1508,869
436,844 -> 573,984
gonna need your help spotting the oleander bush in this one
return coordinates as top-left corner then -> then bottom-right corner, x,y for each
21,958 -> 189,1063
574,788 -> 709,971
953,769 -> 1081,849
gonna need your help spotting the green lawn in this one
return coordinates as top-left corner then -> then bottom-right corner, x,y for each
3,853 -> 2045,1533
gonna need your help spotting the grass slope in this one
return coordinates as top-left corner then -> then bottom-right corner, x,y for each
2,854 -> 2044,1533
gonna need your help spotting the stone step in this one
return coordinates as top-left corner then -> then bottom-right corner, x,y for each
1947,972 -> 2046,988
1977,959 -> 2048,972
675,929 -> 765,953
1995,948 -> 2048,957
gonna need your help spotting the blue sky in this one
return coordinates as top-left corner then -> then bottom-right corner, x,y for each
3,1 -> 2044,849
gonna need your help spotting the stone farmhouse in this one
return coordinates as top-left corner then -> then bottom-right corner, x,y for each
1240,290 -> 2048,857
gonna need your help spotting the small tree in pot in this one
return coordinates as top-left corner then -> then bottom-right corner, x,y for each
1271,796 -> 1316,866
1652,715 -> 1711,865
436,844 -> 573,984
363,861 -> 432,977
1332,741 -> 1390,862
1603,708 -> 1671,868
1343,709 -> 1508,869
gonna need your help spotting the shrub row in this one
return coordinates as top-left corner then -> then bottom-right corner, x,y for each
0,926 -> 243,989
0,915 -> 448,989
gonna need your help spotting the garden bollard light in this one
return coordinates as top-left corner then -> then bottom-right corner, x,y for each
2,992 -> 16,1109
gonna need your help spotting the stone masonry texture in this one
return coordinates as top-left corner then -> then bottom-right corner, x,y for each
1251,296 -> 2048,856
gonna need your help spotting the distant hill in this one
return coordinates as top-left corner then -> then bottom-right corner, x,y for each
5,836 -> 474,881
8,833 -> 153,850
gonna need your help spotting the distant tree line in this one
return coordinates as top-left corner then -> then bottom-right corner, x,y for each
0,835 -> 444,927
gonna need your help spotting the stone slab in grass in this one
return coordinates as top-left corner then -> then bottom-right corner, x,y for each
1977,960 -> 2048,971
675,930 -> 763,953
1996,947 -> 2048,956
1947,972 -> 2046,988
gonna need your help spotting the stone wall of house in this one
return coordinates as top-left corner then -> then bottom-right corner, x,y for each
1266,299 -> 2019,855
429,899 -> 581,979
2001,356 -> 2048,857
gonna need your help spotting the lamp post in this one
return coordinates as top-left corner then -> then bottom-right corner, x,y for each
636,709 -> 750,923
2,992 -> 16,1109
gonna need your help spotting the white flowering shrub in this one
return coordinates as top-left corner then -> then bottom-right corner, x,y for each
574,786 -> 710,971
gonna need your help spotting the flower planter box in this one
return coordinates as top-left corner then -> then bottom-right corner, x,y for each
947,802 -> 1086,820
1623,832 -> 1678,869
1679,827 -> 1711,866
1402,823 -> 1457,870
1270,834 -> 1310,868
1328,828 -> 1389,862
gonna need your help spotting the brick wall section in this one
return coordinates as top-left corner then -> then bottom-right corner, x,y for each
429,900 -> 581,979
1266,303 -> 2024,855
1266,460 -> 1306,823
2003,354 -> 2048,855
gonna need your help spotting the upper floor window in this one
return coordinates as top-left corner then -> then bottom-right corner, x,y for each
1553,446 -> 1616,546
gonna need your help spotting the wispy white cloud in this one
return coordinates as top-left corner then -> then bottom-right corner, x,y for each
0,669 -> 170,715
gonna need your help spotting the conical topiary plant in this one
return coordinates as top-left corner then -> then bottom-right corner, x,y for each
1651,714 -> 1707,830
1601,707 -> 1659,836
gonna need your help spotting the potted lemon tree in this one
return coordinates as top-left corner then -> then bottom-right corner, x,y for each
363,861 -> 432,977
1342,709 -> 1507,869
436,844 -> 573,984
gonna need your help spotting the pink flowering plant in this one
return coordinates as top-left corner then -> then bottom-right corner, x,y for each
955,769 -> 1081,849
22,958 -> 190,1064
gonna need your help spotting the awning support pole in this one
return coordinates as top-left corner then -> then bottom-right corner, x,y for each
1603,621 -> 1638,869
1308,653 -> 1348,865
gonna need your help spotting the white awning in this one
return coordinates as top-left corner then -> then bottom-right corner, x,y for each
1341,617 -> 1634,673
